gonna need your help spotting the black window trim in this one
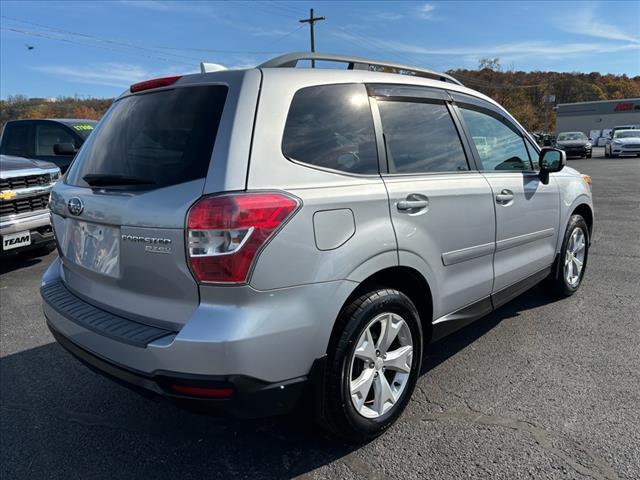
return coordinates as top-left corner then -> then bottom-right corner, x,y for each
449,92 -> 536,174
369,85 -> 475,177
280,82 -> 382,178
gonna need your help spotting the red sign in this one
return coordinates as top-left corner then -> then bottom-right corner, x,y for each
614,102 -> 634,112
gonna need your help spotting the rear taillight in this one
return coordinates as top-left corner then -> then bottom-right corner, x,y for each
187,192 -> 299,284
130,75 -> 182,93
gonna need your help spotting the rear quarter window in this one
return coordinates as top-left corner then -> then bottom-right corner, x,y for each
282,83 -> 378,175
66,85 -> 228,189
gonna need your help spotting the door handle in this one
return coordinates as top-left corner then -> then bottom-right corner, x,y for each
495,189 -> 514,204
397,194 -> 429,213
397,200 -> 429,210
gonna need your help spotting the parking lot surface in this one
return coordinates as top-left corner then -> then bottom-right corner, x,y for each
1,148 -> 639,479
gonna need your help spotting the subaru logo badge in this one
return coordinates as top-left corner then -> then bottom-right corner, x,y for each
67,197 -> 84,216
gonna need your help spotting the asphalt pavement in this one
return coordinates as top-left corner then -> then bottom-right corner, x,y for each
1,147 -> 639,479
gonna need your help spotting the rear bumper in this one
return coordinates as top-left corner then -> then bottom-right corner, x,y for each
41,256 -> 353,415
47,320 -> 316,417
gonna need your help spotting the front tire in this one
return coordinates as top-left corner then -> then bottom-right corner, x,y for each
318,289 -> 423,441
547,215 -> 589,297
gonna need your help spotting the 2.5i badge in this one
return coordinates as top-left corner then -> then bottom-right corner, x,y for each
2,230 -> 31,251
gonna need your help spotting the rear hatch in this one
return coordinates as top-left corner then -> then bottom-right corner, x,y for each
49,78 -> 233,330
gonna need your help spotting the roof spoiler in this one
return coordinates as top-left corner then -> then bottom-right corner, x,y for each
200,62 -> 227,73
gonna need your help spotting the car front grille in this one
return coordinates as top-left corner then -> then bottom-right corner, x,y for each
0,193 -> 49,217
622,144 -> 640,149
0,174 -> 51,191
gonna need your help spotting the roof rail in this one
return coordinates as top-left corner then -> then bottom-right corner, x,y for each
258,52 -> 463,86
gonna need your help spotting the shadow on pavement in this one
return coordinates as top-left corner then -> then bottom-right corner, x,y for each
422,284 -> 557,374
1,285 -> 557,479
0,250 -> 49,275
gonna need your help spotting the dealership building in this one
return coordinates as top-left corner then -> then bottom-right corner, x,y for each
555,98 -> 640,136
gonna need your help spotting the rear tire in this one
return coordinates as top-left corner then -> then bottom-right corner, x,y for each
546,215 -> 589,297
317,288 -> 423,442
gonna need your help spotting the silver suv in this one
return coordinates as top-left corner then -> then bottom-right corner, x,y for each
41,53 -> 594,440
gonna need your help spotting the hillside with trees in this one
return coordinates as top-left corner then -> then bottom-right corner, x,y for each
2,61 -> 639,133
0,95 -> 111,130
448,59 -> 640,132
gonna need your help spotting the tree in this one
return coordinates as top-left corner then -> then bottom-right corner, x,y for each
478,57 -> 502,71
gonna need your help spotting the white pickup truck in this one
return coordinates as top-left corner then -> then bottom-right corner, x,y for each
0,154 -> 60,255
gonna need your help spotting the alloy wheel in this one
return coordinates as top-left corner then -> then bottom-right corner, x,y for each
564,227 -> 586,287
348,312 -> 414,419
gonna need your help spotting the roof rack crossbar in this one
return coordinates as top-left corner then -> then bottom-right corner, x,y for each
258,52 -> 463,86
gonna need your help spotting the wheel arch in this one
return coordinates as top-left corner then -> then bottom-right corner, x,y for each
572,203 -> 593,240
327,266 -> 435,355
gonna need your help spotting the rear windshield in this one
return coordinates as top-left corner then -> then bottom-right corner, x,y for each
66,85 -> 228,189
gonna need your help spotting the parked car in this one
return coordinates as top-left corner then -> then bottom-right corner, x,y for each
41,52 -> 594,441
0,119 -> 97,174
1,154 -> 60,255
554,131 -> 592,158
604,129 -> 640,158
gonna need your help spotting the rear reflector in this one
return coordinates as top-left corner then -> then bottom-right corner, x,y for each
187,192 -> 299,284
170,384 -> 234,399
130,75 -> 182,93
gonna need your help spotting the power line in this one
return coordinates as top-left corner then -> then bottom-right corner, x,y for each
1,16 -> 202,63
1,16 -> 290,59
0,26 -> 196,66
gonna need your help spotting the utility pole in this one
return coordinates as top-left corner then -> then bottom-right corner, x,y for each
299,8 -> 325,68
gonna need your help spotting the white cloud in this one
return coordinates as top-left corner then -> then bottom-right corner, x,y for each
418,3 -> 436,20
371,11 -> 405,21
118,0 -> 219,17
31,63 -> 197,89
332,31 -> 640,62
556,5 -> 640,44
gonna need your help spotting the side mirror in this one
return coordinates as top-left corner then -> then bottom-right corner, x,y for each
53,143 -> 77,156
538,147 -> 566,184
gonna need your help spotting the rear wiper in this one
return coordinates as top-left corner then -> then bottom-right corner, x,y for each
83,174 -> 156,187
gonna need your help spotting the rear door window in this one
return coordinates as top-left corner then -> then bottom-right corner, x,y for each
377,100 -> 469,173
282,83 -> 378,175
66,85 -> 228,189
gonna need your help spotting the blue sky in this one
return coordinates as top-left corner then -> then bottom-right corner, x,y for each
1,0 -> 639,98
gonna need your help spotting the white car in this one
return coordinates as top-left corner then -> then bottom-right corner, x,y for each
604,129 -> 640,158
